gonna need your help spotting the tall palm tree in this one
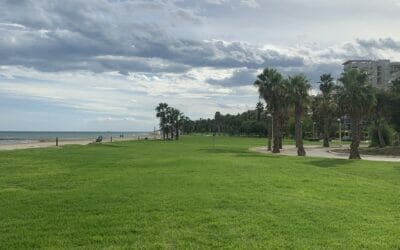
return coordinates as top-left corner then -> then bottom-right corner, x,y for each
318,74 -> 335,147
215,111 -> 223,135
166,107 -> 183,140
254,68 -> 286,153
155,103 -> 169,140
337,69 -> 376,159
288,75 -> 310,156
373,88 -> 391,147
175,110 -> 184,140
390,77 -> 400,135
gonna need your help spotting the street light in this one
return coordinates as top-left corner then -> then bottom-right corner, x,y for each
313,122 -> 316,139
267,113 -> 273,150
337,118 -> 342,147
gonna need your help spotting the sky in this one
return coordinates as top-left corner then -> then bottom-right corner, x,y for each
1,0 -> 400,131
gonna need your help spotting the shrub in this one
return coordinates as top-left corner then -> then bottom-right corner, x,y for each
369,123 -> 395,147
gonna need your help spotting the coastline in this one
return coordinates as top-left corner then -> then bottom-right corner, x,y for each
0,134 -> 158,151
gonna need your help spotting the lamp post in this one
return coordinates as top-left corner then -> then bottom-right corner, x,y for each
267,113 -> 273,149
337,118 -> 342,147
313,122 -> 316,139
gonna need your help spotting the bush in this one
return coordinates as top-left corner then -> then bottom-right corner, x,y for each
240,121 -> 267,137
369,123 -> 395,147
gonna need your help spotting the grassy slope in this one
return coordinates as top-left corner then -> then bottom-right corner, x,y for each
0,136 -> 399,249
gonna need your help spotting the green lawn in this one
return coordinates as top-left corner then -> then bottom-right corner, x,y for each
1,136 -> 399,249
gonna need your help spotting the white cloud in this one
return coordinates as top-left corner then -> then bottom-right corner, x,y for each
2,0 -> 400,130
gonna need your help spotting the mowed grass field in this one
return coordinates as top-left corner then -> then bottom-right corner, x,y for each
0,136 -> 399,249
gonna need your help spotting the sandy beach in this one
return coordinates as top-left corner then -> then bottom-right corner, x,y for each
0,135 -> 158,151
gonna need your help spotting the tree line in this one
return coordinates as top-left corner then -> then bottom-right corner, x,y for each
156,103 -> 268,138
155,103 -> 190,140
254,68 -> 400,159
156,68 -> 400,160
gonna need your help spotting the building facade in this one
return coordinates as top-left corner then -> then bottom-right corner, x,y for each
343,59 -> 400,88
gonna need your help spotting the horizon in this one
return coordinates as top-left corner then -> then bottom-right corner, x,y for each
1,0 -> 400,131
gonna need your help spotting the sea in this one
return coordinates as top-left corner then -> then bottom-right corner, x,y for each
0,131 -> 151,145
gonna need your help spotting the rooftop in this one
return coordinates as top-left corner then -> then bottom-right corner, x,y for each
343,60 -> 372,65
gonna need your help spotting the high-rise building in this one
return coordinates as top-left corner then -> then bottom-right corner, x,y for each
343,59 -> 400,88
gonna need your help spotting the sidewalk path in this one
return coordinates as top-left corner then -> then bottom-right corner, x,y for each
250,145 -> 400,162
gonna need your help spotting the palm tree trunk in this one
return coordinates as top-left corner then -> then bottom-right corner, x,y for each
272,112 -> 280,153
279,116 -> 284,149
295,109 -> 306,156
267,118 -> 272,151
376,121 -> 385,147
323,117 -> 330,147
294,113 -> 299,148
349,117 -> 361,159
175,125 -> 179,140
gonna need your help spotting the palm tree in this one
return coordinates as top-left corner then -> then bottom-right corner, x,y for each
337,69 -> 376,159
288,75 -> 310,156
390,78 -> 400,144
318,74 -> 335,147
181,116 -> 192,134
215,111 -> 223,135
175,111 -> 184,140
165,107 -> 183,140
373,88 -> 391,147
256,101 -> 264,121
254,68 -> 285,153
155,103 -> 169,140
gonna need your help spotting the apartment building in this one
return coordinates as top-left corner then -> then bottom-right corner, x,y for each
343,59 -> 400,88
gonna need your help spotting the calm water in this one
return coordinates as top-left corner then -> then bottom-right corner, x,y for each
0,131 -> 151,145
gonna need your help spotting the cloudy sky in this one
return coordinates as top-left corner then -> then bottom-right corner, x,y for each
1,0 -> 400,131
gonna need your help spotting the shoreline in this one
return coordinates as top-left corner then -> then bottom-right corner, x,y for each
0,134 -> 158,151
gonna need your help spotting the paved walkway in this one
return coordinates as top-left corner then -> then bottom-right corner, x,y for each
250,145 -> 400,162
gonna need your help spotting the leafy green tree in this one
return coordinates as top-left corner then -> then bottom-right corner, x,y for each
391,77 -> 400,93
288,75 -> 310,156
337,69 -> 376,159
318,74 -> 336,147
181,116 -> 193,134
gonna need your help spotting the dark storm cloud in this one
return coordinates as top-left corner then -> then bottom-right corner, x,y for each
0,0 -> 305,74
356,38 -> 400,51
207,68 -> 257,87
281,63 -> 343,86
207,63 -> 343,88
1,0 -> 400,78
